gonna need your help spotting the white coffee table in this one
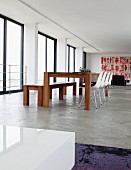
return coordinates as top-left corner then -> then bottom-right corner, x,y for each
0,125 -> 75,170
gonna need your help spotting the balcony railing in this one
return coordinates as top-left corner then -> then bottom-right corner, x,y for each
0,64 -> 27,92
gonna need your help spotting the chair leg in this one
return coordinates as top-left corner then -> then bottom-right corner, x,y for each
79,89 -> 98,109
93,91 -> 98,109
79,96 -> 84,108
100,88 -> 106,103
107,86 -> 111,100
103,88 -> 106,102
98,89 -> 102,106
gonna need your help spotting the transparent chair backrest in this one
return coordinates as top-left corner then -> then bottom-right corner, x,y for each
95,72 -> 104,88
108,72 -> 113,85
105,72 -> 111,86
100,72 -> 107,87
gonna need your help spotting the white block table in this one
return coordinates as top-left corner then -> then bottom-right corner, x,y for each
0,126 -> 75,170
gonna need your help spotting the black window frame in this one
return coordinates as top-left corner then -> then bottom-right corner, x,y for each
83,51 -> 86,69
0,14 -> 24,95
67,44 -> 76,82
38,31 -> 57,82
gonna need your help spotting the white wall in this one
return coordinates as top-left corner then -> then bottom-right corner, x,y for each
87,53 -> 131,73
57,38 -> 67,72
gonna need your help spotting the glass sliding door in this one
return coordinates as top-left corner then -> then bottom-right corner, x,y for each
66,46 -> 69,72
66,45 -> 76,82
38,34 -> 46,84
38,32 -> 57,84
6,21 -> 22,91
69,47 -> 74,73
0,15 -> 23,95
47,38 -> 54,83
66,46 -> 69,82
69,47 -> 75,81
83,52 -> 86,69
0,18 -> 4,92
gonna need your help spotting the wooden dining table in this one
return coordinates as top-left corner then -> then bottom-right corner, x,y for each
43,72 -> 99,110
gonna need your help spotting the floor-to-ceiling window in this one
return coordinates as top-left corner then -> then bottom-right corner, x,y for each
6,21 -> 22,91
38,34 -> 46,84
47,38 -> 55,83
0,14 -> 24,94
83,51 -> 86,69
66,45 -> 75,81
38,32 -> 57,83
0,18 -> 4,92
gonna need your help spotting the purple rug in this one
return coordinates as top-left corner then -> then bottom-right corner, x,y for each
72,143 -> 131,170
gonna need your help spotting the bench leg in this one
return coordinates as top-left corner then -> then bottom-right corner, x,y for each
79,78 -> 83,95
63,86 -> 66,95
49,88 -> 52,99
73,83 -> 76,96
38,86 -> 43,107
23,86 -> 29,105
79,88 -> 82,95
59,87 -> 63,100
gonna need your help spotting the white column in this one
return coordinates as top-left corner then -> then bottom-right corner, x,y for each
24,24 -> 38,84
57,38 -> 67,72
57,38 -> 67,82
75,47 -> 83,71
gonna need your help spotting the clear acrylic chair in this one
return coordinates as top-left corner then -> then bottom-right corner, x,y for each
106,72 -> 113,99
99,71 -> 108,103
104,72 -> 111,100
79,72 -> 103,109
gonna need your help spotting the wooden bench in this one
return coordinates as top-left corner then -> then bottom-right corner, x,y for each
23,85 -> 43,106
50,82 -> 76,100
23,82 -> 76,106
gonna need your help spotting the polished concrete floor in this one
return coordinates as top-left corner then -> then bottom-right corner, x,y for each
0,87 -> 131,149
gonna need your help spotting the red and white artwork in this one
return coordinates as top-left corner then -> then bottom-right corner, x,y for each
101,56 -> 131,80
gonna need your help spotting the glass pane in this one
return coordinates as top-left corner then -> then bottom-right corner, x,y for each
66,46 -> 69,82
47,38 -> 54,83
70,47 -> 74,72
66,46 -> 68,72
83,52 -> 86,68
6,21 -> 22,91
0,18 -> 4,92
6,126 -> 20,148
0,125 -> 3,152
38,34 -> 46,84
69,47 -> 74,81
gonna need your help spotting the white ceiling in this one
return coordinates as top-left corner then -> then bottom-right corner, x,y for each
1,0 -> 131,53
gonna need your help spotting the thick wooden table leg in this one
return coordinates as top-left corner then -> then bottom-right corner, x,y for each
23,86 -> 29,105
79,78 -> 83,95
38,86 -> 43,106
49,88 -> 52,99
59,86 -> 63,100
43,72 -> 50,107
63,86 -> 66,95
73,83 -> 76,96
84,73 -> 91,110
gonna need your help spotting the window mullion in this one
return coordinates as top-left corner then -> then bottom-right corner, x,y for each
3,19 -> 7,92
45,37 -> 47,71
